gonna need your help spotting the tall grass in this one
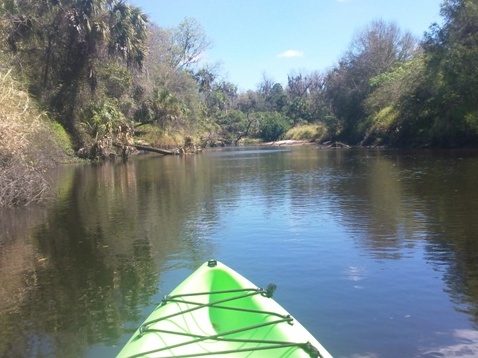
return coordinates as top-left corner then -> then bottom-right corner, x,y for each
135,124 -> 188,148
284,123 -> 329,142
0,70 -> 71,207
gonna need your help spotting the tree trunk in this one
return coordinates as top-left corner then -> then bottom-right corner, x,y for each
132,144 -> 176,155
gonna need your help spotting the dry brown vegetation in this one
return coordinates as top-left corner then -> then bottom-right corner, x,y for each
0,71 -> 71,207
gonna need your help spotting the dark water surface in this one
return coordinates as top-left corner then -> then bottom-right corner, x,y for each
1,147 -> 478,357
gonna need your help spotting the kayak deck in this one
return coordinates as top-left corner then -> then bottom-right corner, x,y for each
117,260 -> 333,358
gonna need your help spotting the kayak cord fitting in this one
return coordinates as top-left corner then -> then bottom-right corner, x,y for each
130,287 -> 324,358
304,341 -> 322,358
263,283 -> 277,298
207,259 -> 217,267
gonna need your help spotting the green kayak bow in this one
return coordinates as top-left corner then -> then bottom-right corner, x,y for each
117,259 -> 333,358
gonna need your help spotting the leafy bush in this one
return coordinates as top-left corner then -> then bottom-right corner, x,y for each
48,120 -> 74,157
257,112 -> 291,142
80,101 -> 127,140
360,106 -> 400,145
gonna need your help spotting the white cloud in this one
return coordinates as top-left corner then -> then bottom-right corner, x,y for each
277,50 -> 303,58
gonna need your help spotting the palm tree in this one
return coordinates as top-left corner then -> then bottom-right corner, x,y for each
151,88 -> 184,130
4,0 -> 148,146
109,1 -> 148,70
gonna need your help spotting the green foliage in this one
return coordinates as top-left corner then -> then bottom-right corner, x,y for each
150,88 -> 185,129
420,0 -> 478,146
3,0 -> 148,147
48,120 -> 74,157
80,101 -> 126,140
324,20 -> 417,144
287,97 -> 310,124
360,107 -> 400,145
2,0 -> 478,163
169,18 -> 212,69
285,72 -> 327,125
258,112 -> 291,142
203,81 -> 237,118
330,1 -> 478,148
216,110 -> 252,144
109,1 -> 148,69
465,111 -> 478,133
100,64 -> 133,99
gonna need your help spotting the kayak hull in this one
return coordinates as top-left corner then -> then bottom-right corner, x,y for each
117,260 -> 333,357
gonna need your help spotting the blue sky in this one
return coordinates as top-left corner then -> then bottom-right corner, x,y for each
131,0 -> 443,91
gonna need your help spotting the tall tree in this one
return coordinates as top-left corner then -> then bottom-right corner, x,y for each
325,20 -> 417,143
423,0 -> 478,145
169,17 -> 212,70
286,71 -> 326,124
139,21 -> 212,134
4,0 -> 148,146
204,81 -> 237,117
258,82 -> 288,113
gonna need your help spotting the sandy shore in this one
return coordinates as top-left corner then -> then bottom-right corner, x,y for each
262,139 -> 315,146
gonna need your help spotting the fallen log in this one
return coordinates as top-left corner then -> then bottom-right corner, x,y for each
113,142 -> 177,155
321,141 -> 351,149
133,144 -> 176,155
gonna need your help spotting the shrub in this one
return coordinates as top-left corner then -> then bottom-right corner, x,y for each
258,112 -> 291,142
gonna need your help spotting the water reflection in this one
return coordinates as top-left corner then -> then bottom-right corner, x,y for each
1,148 -> 478,357
421,329 -> 478,357
0,157 -> 215,356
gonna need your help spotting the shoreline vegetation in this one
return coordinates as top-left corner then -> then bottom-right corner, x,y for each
0,71 -> 73,207
1,0 -> 478,207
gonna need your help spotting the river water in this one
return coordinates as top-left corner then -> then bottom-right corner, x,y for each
1,147 -> 478,357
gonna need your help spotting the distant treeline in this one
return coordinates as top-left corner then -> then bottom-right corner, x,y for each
1,0 -> 477,158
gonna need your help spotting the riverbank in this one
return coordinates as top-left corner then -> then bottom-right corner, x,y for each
263,139 -> 315,146
263,139 -> 352,148
0,71 -> 74,207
